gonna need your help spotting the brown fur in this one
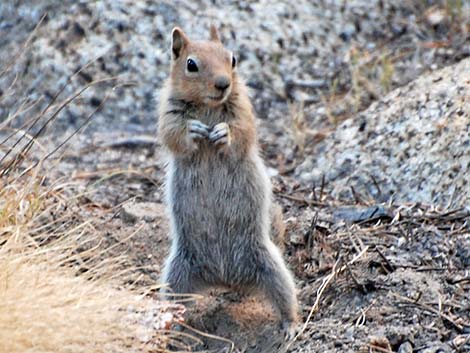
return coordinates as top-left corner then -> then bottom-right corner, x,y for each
158,25 -> 298,330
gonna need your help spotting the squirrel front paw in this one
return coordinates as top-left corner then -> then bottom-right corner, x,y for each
188,119 -> 210,142
209,122 -> 231,147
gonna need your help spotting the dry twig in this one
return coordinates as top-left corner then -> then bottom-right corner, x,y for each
285,246 -> 370,350
392,292 -> 466,332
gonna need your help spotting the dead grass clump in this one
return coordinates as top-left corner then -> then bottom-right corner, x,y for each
0,238 -> 163,353
0,173 -> 187,353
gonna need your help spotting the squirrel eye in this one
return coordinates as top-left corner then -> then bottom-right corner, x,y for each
186,58 -> 198,72
231,55 -> 237,68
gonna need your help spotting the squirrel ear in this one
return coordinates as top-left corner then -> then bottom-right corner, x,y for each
209,24 -> 221,42
171,27 -> 188,59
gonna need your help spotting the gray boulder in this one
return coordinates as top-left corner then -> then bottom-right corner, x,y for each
297,58 -> 470,207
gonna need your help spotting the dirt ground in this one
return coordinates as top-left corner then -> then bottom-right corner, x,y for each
1,1 -> 470,352
31,130 -> 467,353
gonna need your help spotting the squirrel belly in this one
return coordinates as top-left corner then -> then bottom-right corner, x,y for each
165,143 -> 271,286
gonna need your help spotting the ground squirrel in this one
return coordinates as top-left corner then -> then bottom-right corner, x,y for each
158,25 -> 298,331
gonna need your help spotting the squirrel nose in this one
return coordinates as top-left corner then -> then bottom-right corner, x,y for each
214,76 -> 231,91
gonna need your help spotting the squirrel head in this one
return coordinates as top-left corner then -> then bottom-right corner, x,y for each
169,25 -> 237,107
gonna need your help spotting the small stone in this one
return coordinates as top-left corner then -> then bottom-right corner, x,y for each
289,232 -> 305,245
398,341 -> 413,353
334,340 -> 343,347
90,96 -> 102,107
345,326 -> 355,339
397,237 -> 407,247
72,21 -> 85,37
425,7 -> 447,27
339,22 -> 356,41
121,202 -> 166,224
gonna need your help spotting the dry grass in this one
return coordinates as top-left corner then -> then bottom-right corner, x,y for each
1,238 -> 165,353
0,169 -> 189,353
288,101 -> 329,153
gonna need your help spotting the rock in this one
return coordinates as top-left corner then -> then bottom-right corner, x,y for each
333,205 -> 391,223
289,232 -> 305,246
295,58 -> 470,207
398,341 -> 413,353
121,202 -> 166,224
339,22 -> 356,41
425,7 -> 448,27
